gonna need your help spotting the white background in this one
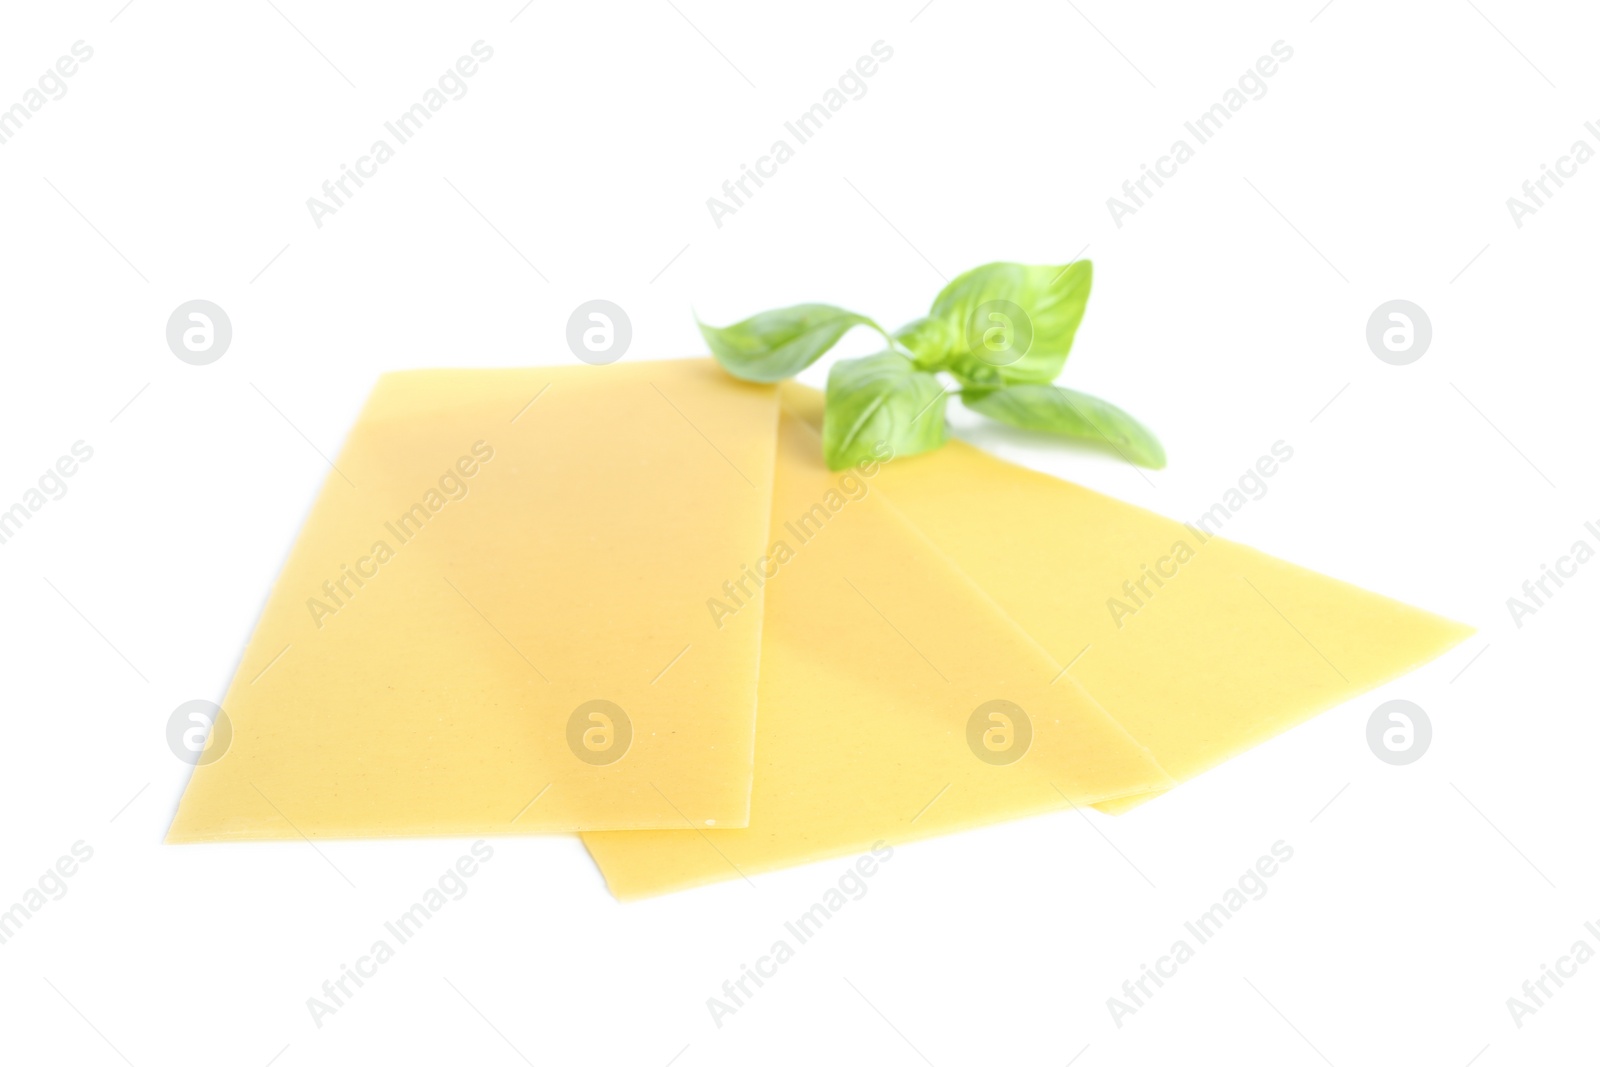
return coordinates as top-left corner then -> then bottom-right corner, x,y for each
0,1 -> 1594,1063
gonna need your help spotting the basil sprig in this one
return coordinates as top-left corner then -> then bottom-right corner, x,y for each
698,260 -> 1164,471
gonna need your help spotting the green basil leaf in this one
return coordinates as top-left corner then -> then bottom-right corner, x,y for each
698,304 -> 880,383
943,350 -> 1006,390
962,383 -> 1165,469
927,260 -> 1092,384
822,353 -> 948,470
893,315 -> 959,370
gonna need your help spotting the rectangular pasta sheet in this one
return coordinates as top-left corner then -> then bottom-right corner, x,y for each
582,409 -> 1171,899
783,384 -> 1472,813
168,359 -> 778,840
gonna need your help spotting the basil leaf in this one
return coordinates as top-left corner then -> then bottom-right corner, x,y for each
962,383 -> 1165,469
928,260 -> 1092,385
699,304 -> 880,383
943,350 -> 1006,390
893,315 -> 958,370
897,315 -> 1009,388
823,353 -> 948,470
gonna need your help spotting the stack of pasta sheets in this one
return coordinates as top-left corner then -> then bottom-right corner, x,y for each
169,359 -> 1470,898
